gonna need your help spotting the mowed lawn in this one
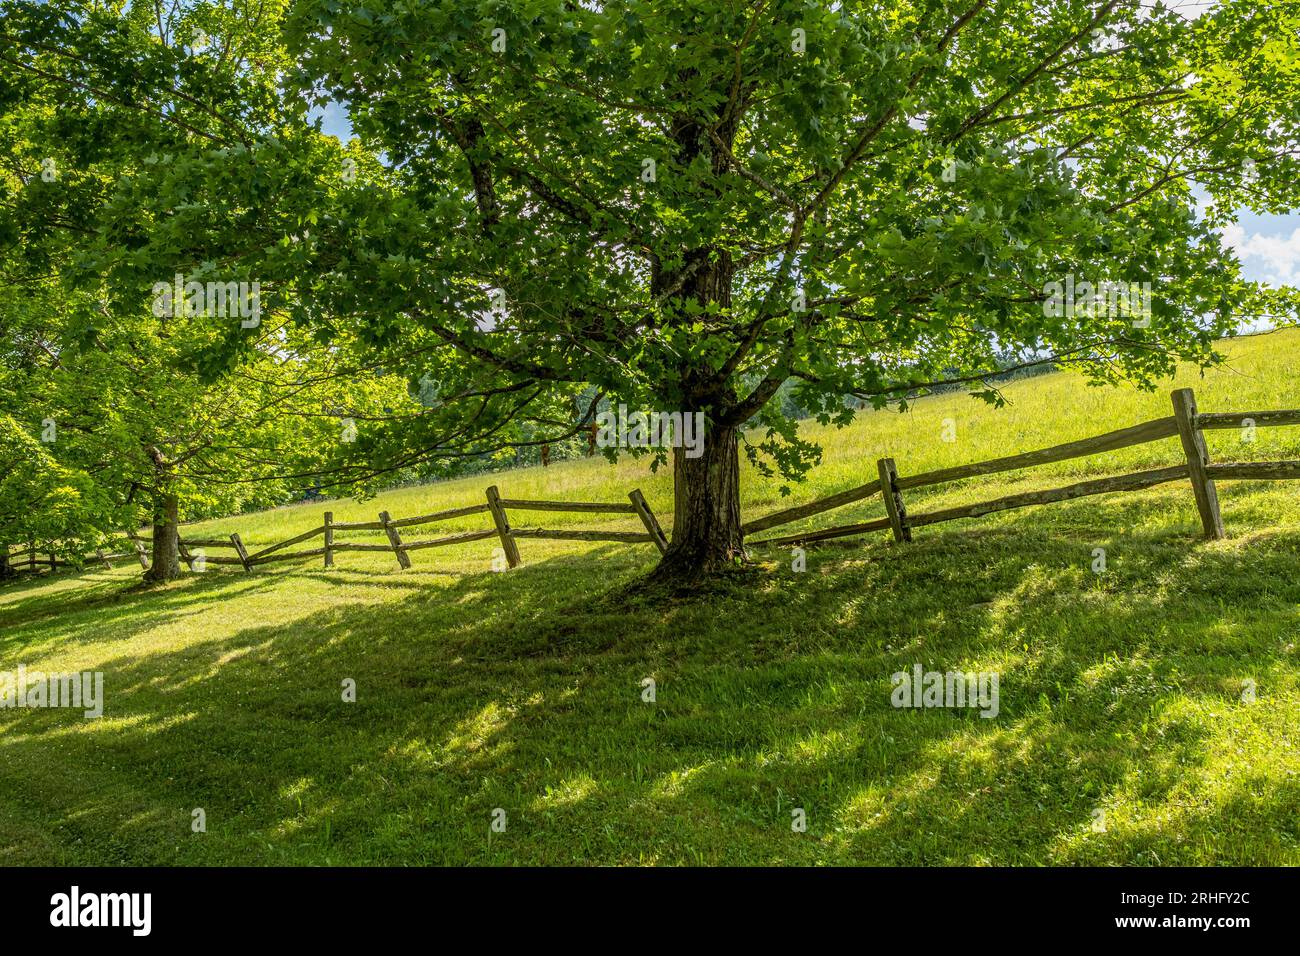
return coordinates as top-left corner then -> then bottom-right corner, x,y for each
2,329 -> 1299,865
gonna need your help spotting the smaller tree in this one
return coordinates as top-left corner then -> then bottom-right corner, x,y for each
0,0 -> 416,580
11,284 -> 414,581
0,414 -> 117,575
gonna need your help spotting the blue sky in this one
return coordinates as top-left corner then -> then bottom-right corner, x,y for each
316,100 -> 351,143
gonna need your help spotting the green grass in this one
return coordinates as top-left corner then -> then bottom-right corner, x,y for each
3,329 -> 1300,865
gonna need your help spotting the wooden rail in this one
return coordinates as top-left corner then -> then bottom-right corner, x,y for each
906,465 -> 1190,528
513,529 -> 654,543
747,388 -> 1300,549
897,417 -> 1180,490
1205,460 -> 1300,480
741,479 -> 882,536
758,517 -> 893,548
1197,410 -> 1300,430
388,503 -> 490,527
7,484 -> 668,579
498,499 -> 637,514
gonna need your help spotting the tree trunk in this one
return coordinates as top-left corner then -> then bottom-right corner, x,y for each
643,110 -> 743,587
0,545 -> 11,580
144,491 -> 181,583
648,423 -> 745,584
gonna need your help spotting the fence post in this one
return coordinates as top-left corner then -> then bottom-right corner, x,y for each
628,489 -> 669,554
96,549 -> 112,569
484,485 -> 521,568
877,457 -> 913,543
323,511 -> 334,568
379,511 -> 412,570
28,538 -> 36,572
133,538 -> 150,570
178,538 -> 194,571
1171,388 -> 1225,540
230,533 -> 253,572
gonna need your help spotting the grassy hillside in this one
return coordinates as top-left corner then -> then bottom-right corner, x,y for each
2,329 -> 1299,865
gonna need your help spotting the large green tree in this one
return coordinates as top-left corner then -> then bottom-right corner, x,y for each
279,0 -> 1299,580
5,0 -> 1299,584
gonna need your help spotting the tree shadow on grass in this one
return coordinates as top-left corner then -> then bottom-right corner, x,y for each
1,490 -> 1298,865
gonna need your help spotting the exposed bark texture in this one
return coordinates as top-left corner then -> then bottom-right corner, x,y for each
648,423 -> 745,585
144,491 -> 181,583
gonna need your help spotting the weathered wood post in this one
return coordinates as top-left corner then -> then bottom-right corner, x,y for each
96,549 -> 112,569
1171,387 -> 1225,540
485,485 -> 521,568
230,533 -> 253,572
877,457 -> 913,543
379,511 -> 412,569
178,538 -> 194,571
629,489 -> 670,554
133,538 -> 150,570
28,538 -> 36,572
323,511 -> 335,568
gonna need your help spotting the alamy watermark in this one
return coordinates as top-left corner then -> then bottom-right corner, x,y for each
50,886 -> 150,936
0,665 -> 103,718
891,664 -> 999,718
595,405 -> 705,458
1042,275 -> 1152,326
151,274 -> 261,328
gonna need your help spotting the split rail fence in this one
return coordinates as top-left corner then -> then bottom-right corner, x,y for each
742,387 -> 1300,548
4,387 -> 1297,579
0,485 -> 668,576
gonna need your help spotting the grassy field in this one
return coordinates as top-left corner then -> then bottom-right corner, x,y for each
2,329 -> 1299,865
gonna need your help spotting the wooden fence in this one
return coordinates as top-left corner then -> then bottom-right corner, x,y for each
743,387 -> 1300,548
1,485 -> 668,576
4,387 -> 1297,579
1,537 -> 149,576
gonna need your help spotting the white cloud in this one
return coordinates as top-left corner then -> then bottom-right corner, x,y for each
1224,224 -> 1300,287
1162,0 -> 1218,20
